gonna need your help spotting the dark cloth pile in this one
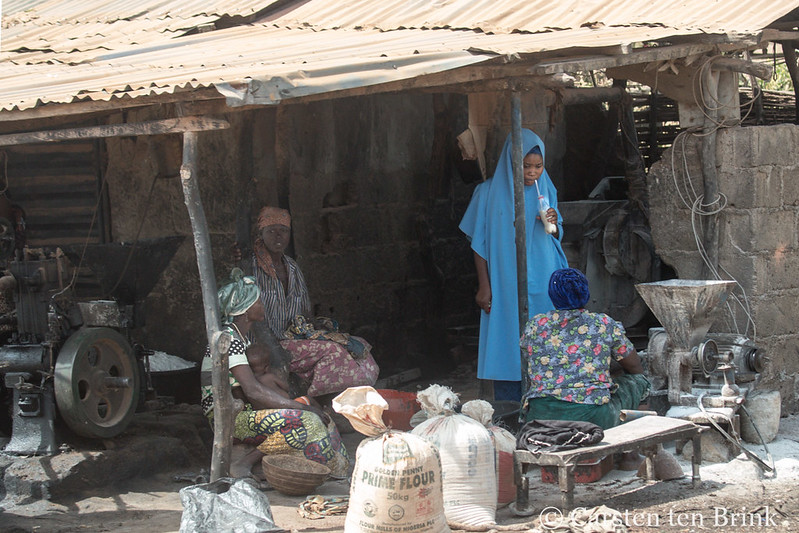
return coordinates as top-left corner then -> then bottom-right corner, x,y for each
516,419 -> 604,453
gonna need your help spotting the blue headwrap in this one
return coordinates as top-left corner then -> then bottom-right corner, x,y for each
217,268 -> 260,324
548,268 -> 590,310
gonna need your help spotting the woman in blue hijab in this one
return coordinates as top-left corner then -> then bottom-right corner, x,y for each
459,129 -> 569,401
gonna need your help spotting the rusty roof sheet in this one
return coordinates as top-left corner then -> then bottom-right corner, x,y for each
268,0 -> 798,35
1,0 -> 798,114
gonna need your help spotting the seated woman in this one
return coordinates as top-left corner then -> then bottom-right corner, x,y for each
241,206 -> 379,400
520,268 -> 651,430
200,269 -> 350,479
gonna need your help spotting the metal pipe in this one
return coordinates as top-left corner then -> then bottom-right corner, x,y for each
619,409 -> 658,422
102,376 -> 132,389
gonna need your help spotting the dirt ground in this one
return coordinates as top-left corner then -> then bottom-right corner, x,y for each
2,362 -> 799,533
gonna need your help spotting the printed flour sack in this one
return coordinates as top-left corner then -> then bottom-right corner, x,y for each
461,399 -> 517,508
411,385 -> 497,527
333,386 -> 450,533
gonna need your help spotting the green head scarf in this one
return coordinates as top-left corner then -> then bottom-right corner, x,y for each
218,268 -> 260,324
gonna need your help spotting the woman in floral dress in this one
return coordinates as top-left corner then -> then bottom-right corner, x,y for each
519,268 -> 650,429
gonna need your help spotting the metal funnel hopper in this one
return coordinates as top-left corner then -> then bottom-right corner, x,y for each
61,236 -> 185,304
635,279 -> 736,350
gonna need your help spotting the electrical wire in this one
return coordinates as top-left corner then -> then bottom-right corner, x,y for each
105,172 -> 160,298
52,170 -> 110,299
696,393 -> 774,475
667,55 -> 760,339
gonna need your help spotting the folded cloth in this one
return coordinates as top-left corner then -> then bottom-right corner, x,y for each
516,419 -> 604,453
285,315 -> 366,359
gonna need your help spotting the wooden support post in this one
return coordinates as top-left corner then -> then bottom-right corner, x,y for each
559,464 -> 576,510
616,79 -> 650,218
781,42 -> 799,125
180,130 -> 232,481
510,92 -> 529,397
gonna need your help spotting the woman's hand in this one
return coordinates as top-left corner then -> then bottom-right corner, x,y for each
545,207 -> 559,237
545,207 -> 558,226
473,252 -> 492,313
306,404 -> 331,425
476,284 -> 492,314
231,242 -> 243,262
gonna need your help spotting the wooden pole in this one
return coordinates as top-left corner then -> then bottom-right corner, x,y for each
0,116 -> 229,146
180,130 -> 232,481
617,80 -> 650,218
510,92 -> 529,393
780,42 -> 799,125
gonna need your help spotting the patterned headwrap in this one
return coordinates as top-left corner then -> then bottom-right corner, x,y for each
218,268 -> 260,324
254,206 -> 291,278
257,206 -> 291,231
548,268 -> 590,310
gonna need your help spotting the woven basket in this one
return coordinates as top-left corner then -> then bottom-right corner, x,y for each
261,454 -> 331,496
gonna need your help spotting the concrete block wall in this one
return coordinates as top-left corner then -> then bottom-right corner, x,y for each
647,124 -> 799,413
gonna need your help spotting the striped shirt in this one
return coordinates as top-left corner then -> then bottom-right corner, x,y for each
253,253 -> 311,339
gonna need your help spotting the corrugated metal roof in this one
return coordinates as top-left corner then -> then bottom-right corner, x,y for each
1,0 -> 797,115
268,0 -> 797,35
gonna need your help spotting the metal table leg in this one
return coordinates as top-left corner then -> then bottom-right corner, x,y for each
558,464 -> 575,511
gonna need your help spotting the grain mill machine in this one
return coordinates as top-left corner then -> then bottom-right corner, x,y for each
0,236 -> 183,455
634,279 -> 765,411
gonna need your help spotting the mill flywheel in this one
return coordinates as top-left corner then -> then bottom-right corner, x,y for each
54,327 -> 140,438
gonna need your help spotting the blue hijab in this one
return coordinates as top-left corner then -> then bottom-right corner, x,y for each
459,129 -> 568,381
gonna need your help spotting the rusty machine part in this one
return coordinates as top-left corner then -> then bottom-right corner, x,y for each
54,327 -> 139,439
0,236 -> 183,454
635,279 -> 762,408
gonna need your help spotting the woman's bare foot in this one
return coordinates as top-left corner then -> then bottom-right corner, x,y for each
230,448 -> 264,478
229,461 -> 254,479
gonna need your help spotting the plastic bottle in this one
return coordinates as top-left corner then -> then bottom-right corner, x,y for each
537,194 -> 557,234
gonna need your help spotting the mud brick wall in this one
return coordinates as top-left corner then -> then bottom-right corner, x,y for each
103,93 -> 478,375
647,124 -> 799,413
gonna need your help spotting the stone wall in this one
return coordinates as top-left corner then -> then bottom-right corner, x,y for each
647,124 -> 799,413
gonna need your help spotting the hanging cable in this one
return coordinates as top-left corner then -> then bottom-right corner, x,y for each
106,172 -> 160,298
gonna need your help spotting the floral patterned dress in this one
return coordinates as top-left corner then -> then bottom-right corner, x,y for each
253,253 -> 379,397
521,308 -> 634,405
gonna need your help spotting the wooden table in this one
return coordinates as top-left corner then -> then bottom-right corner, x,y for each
513,416 -> 703,513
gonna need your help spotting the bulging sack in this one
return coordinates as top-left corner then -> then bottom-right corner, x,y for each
346,431 -> 450,533
333,386 -> 450,533
461,399 -> 517,508
412,385 -> 497,527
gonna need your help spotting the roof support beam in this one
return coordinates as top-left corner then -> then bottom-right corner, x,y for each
0,88 -> 223,124
529,41 -> 755,76
0,116 -> 229,146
